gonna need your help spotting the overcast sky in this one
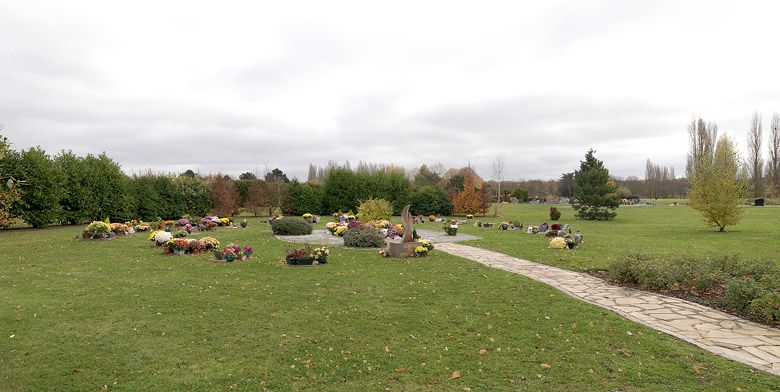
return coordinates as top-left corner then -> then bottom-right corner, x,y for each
2,1 -> 780,181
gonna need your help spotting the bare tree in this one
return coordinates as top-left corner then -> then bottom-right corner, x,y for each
748,111 -> 764,197
768,113 -> 780,197
490,152 -> 506,216
686,117 -> 718,178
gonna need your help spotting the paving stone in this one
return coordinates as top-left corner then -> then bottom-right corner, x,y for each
434,242 -> 780,376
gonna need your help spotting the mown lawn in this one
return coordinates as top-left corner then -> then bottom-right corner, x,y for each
458,203 -> 780,271
1,218 -> 778,390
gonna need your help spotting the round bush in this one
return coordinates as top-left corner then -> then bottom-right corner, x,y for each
343,225 -> 386,248
271,217 -> 313,236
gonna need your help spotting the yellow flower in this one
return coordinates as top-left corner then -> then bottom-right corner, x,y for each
549,237 -> 566,249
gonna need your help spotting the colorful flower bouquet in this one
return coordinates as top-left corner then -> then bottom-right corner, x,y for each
134,222 -> 151,232
216,243 -> 253,262
167,238 -> 191,255
549,237 -> 566,249
414,245 -> 429,256
178,218 -> 190,226
153,231 -> 173,245
82,221 -> 113,239
442,221 -> 458,236
200,236 -> 220,250
420,239 -> 434,251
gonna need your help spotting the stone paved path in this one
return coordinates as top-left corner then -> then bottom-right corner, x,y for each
435,242 -> 780,376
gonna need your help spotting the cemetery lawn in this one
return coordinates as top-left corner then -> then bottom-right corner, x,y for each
1,219 -> 779,391
461,203 -> 780,272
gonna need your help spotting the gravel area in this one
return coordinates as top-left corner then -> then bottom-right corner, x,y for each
276,229 -> 479,247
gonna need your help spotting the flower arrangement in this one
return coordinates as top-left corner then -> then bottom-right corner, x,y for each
240,219 -> 247,228
420,239 -> 434,251
474,220 -> 481,227
414,246 -> 429,256
312,246 -> 329,263
184,223 -> 193,233
526,226 -> 539,234
302,213 -> 319,223
135,222 -> 151,232
172,229 -> 188,238
551,223 -> 562,231
148,229 -> 163,241
466,214 -> 474,219
442,221 -> 458,236
347,221 -> 364,229
428,215 -> 436,222
243,245 -> 253,256
218,218 -> 231,226
110,223 -> 129,235
163,220 -> 176,228
335,226 -> 348,237
83,221 -> 112,239
178,218 -> 190,226
285,246 -> 328,265
200,237 -> 220,250
154,231 -> 173,245
167,238 -> 191,252
378,248 -> 389,257
549,237 -> 566,249
325,222 -> 341,234
385,224 -> 402,239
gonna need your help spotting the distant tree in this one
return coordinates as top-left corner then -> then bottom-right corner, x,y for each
321,168 -> 363,213
409,186 -> 452,216
768,113 -> 780,197
572,149 -> 619,220
558,172 -> 575,198
265,168 -> 290,183
8,147 -> 64,227
686,117 -> 718,178
246,180 -> 269,216
689,135 -> 746,231
413,164 -> 441,188
490,153 -> 506,216
453,172 -> 487,215
511,188 -> 529,202
239,172 -> 257,180
747,112 -> 764,197
181,169 -> 197,178
0,132 -> 22,228
211,175 -> 239,216
282,180 -> 322,216
173,175 -> 212,217
55,151 -> 93,224
447,174 -> 465,193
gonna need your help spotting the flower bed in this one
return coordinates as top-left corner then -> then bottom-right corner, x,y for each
608,255 -> 780,326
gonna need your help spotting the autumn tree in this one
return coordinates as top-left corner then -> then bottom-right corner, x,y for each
210,175 -> 239,216
689,135 -> 746,231
453,172 -> 487,215
572,149 -> 619,220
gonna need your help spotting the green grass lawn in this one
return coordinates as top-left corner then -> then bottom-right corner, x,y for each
1,218 -> 779,390
458,203 -> 780,271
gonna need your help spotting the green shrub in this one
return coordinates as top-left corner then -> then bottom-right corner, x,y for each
751,291 -> 780,321
271,217 -> 313,236
343,225 -> 385,248
357,197 -> 393,222
410,186 -> 453,216
549,207 -> 561,221
634,261 -> 671,291
609,255 -> 651,286
723,278 -> 760,309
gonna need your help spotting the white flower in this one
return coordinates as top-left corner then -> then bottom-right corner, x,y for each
155,231 -> 173,244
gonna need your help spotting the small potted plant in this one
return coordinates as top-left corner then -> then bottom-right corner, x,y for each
312,246 -> 329,264
443,221 -> 458,236
240,219 -> 248,228
168,238 -> 190,255
224,247 -> 237,262
243,245 -> 253,259
466,214 -> 474,220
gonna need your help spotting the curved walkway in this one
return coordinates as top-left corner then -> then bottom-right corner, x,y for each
436,242 -> 780,376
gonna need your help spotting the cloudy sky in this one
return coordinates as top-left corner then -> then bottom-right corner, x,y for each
2,1 -> 780,181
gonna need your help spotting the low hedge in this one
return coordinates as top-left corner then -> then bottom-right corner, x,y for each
271,217 -> 313,236
609,254 -> 780,321
343,225 -> 386,248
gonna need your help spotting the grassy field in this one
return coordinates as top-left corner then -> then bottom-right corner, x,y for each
1,218 -> 779,390
456,203 -> 780,271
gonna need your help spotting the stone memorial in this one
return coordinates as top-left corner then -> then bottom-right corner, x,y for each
387,205 -> 423,257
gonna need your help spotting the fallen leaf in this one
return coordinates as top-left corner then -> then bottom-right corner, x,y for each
384,345 -> 390,352
395,367 -> 405,373
479,349 -> 487,355
451,370 -> 461,379
693,364 -> 705,374
541,363 -> 551,369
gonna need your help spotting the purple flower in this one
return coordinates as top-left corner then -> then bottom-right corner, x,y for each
178,218 -> 190,226
243,246 -> 253,252
185,223 -> 193,233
